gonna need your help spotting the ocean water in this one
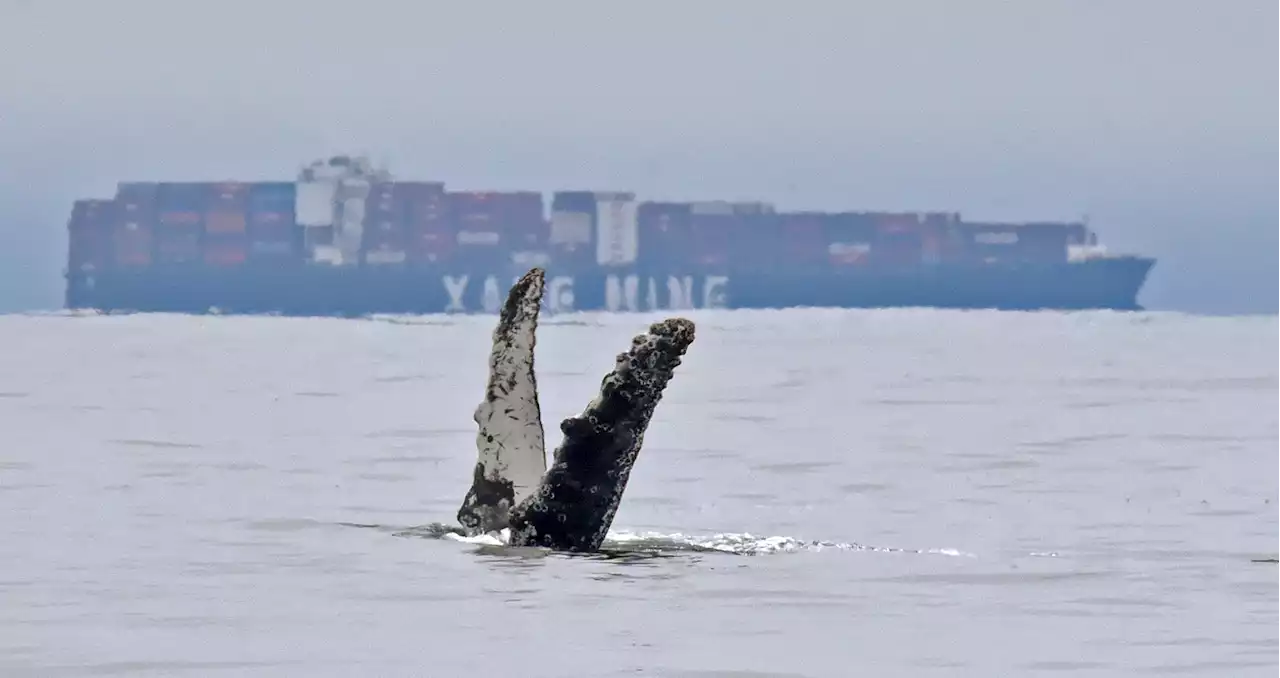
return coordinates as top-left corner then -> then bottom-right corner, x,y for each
0,308 -> 1275,677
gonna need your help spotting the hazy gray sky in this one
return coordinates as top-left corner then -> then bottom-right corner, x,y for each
1,0 -> 1275,313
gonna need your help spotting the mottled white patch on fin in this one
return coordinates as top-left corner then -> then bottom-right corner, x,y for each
456,268 -> 548,535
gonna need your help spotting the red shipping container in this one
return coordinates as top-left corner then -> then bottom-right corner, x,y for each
386,182 -> 449,243
448,192 -> 502,244
777,213 -> 827,269
204,235 -> 248,266
112,184 -> 157,267
870,212 -> 925,234
362,215 -> 408,251
407,228 -> 457,264
249,209 -> 291,227
405,197 -> 449,236
448,191 -> 545,249
366,183 -> 410,222
688,213 -> 738,267
205,210 -> 247,234
865,213 -> 925,266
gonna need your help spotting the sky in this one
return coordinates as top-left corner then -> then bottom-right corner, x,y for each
0,0 -> 1275,314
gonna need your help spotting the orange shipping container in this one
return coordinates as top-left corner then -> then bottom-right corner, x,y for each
205,211 -> 247,234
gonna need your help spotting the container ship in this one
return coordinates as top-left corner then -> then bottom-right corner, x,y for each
64,155 -> 1156,316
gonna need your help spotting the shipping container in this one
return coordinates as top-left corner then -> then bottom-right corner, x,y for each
246,183 -> 298,260
154,226 -> 202,265
61,154 -> 1158,315
208,182 -> 249,209
204,234 -> 248,266
823,213 -> 875,266
361,210 -> 408,255
406,228 -> 457,265
688,212 -> 739,268
728,213 -> 783,272
111,183 -> 157,267
249,217 -> 296,242
363,183 -> 409,255
153,182 -> 206,228
248,182 -> 296,240
778,212 -> 827,270
249,238 -> 298,259
156,182 -> 208,211
868,212 -> 924,234
731,201 -> 776,215
636,202 -> 692,271
446,191 -> 545,268
690,201 -> 734,216
249,182 -> 295,212
205,210 -> 247,235
112,219 -> 153,268
864,212 -> 927,267
115,182 -> 159,204
402,184 -> 450,263
67,200 -> 115,272
917,212 -> 958,265
551,191 -> 598,214
398,183 -> 448,238
546,192 -> 598,273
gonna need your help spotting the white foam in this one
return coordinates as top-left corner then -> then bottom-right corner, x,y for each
435,525 -> 977,558
444,528 -> 511,546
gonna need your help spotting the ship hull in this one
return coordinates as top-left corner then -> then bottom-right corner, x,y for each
65,256 -> 1156,316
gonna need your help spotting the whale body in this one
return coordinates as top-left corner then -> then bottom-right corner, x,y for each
456,267 -> 696,552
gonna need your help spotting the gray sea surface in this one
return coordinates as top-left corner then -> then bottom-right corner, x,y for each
0,308 -> 1276,677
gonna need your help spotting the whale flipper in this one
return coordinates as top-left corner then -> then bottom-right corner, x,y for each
507,318 -> 696,552
456,268 -> 548,536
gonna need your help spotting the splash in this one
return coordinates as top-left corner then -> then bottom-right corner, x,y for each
367,521 -> 977,558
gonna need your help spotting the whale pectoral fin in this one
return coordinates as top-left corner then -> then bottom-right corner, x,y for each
457,268 -> 549,536
508,318 -> 696,552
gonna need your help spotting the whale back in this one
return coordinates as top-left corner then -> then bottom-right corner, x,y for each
456,268 -> 549,535
507,317 -> 696,552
